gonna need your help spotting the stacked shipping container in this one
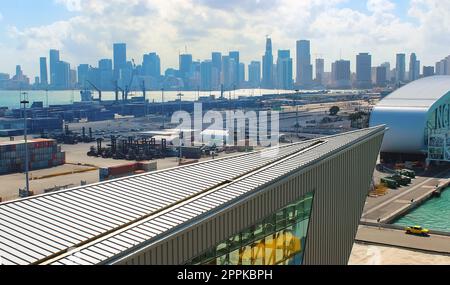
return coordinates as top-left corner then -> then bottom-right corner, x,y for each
0,139 -> 65,174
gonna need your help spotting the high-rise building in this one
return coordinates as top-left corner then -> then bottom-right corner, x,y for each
375,66 -> 387,87
39,57 -> 48,87
113,43 -> 127,80
221,56 -> 232,90
276,50 -> 293,90
49,49 -> 60,87
262,37 -> 274,89
356,53 -> 372,89
396,53 -> 406,83
422,66 -> 434,77
435,56 -> 450,75
248,61 -> 261,88
143,53 -> 161,78
77,64 -> 90,87
296,40 -> 313,87
99,59 -> 113,90
331,60 -> 351,89
179,54 -> 193,84
409,53 -> 420,82
380,62 -> 391,82
211,52 -> 222,90
229,51 -> 240,88
200,60 -> 212,91
54,61 -> 70,89
69,69 -> 77,88
239,63 -> 245,85
315,58 -> 325,86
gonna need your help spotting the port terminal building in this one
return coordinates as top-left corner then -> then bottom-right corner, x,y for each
0,127 -> 384,265
370,76 -> 450,163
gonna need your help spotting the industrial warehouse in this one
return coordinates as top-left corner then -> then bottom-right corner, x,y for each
0,126 -> 385,265
370,76 -> 450,163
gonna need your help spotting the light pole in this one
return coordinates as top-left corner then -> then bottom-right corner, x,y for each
161,88 -> 165,129
177,92 -> 184,162
295,89 -> 300,134
20,92 -> 30,196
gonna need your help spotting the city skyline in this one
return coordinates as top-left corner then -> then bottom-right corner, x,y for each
0,0 -> 450,77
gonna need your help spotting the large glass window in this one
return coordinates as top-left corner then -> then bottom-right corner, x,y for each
187,191 -> 315,265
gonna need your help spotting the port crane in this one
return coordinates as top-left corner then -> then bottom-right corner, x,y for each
86,79 -> 102,102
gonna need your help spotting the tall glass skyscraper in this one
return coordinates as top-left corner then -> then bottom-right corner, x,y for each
113,43 -> 127,80
396,53 -> 406,83
262,37 -> 274,89
315,58 -> 324,85
409,53 -> 420,82
229,51 -> 240,88
296,40 -> 313,87
248,61 -> 261,88
49,49 -> 60,87
39,57 -> 48,87
277,50 -> 293,90
356,53 -> 372,89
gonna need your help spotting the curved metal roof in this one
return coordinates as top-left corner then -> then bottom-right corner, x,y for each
376,76 -> 450,109
0,127 -> 385,265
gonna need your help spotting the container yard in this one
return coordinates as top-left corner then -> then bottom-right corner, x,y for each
99,161 -> 158,181
0,138 -> 65,174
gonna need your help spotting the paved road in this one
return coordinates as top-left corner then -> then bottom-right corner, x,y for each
361,168 -> 450,223
356,226 -> 450,255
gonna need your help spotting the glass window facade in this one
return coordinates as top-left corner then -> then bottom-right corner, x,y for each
187,192 -> 314,265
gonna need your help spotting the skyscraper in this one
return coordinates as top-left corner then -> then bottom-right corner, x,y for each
296,40 -> 313,87
356,53 -> 372,89
409,53 -> 420,82
248,61 -> 261,88
77,64 -> 90,87
98,59 -> 113,90
376,66 -> 387,87
435,56 -> 450,75
54,61 -> 70,89
276,50 -> 293,90
49,49 -> 60,87
39,57 -> 48,87
229,51 -> 240,88
179,53 -> 193,83
239,63 -> 245,85
315,58 -> 325,85
331,60 -> 351,89
211,52 -> 222,90
221,55 -> 232,90
143,52 -> 161,78
396,53 -> 406,83
422,66 -> 434,77
262,37 -> 274,89
380,62 -> 391,82
113,43 -> 127,80
200,60 -> 212,91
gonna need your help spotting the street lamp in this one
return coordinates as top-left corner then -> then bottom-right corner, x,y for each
295,89 -> 300,134
20,92 -> 30,197
161,88 -> 165,129
177,92 -> 184,162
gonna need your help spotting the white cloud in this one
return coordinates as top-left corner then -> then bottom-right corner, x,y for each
2,0 -> 450,77
0,12 -> 3,21
367,0 -> 396,14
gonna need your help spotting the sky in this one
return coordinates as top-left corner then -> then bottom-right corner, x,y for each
0,0 -> 449,78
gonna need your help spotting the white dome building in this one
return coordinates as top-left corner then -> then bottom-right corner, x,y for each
370,76 -> 450,162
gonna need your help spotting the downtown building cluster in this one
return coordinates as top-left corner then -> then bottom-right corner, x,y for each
1,39 -> 450,91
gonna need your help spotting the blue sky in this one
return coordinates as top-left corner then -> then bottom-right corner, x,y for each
0,0 -> 449,77
0,0 -> 76,28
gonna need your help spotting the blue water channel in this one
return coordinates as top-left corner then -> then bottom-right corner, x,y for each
394,187 -> 450,233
